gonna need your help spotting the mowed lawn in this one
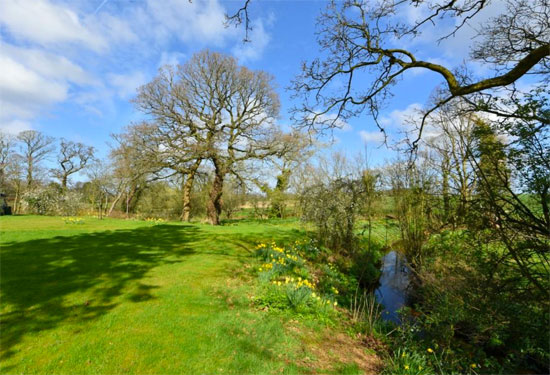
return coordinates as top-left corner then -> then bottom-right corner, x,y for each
0,216 -> 313,374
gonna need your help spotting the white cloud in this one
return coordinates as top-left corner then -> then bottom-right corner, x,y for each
232,19 -> 271,63
158,51 -> 187,68
145,0 -> 233,46
0,0 -> 106,51
359,130 -> 385,143
2,43 -> 94,85
94,13 -> 138,45
0,119 -> 33,134
108,71 -> 147,99
0,55 -> 68,120
308,113 -> 352,131
379,103 -> 423,129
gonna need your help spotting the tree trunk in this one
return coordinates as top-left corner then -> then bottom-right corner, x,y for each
207,166 -> 225,225
108,190 -> 124,217
180,160 -> 201,222
13,184 -> 20,214
123,185 -> 142,214
442,157 -> 450,223
181,174 -> 195,222
26,159 -> 33,188
61,175 -> 68,190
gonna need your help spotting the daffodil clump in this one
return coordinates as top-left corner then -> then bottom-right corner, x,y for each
256,241 -> 305,277
63,217 -> 84,225
255,241 -> 339,312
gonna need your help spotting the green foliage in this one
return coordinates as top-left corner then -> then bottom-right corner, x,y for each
407,229 -> 550,373
134,182 -> 180,219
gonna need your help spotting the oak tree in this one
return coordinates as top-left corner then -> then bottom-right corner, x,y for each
136,50 -> 282,224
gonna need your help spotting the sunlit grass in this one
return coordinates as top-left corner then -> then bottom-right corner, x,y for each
0,215 -> 313,374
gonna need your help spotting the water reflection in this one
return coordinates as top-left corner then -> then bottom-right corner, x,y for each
375,251 -> 410,324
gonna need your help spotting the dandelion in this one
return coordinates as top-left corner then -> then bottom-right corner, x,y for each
470,364 -> 477,369
427,348 -> 433,353
404,365 -> 409,370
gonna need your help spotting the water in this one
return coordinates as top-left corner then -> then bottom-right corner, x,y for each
375,250 -> 410,324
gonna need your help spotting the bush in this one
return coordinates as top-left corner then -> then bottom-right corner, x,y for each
408,230 -> 550,373
299,178 -> 366,255
21,186 -> 85,215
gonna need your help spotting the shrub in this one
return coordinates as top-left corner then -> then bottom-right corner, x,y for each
409,230 -> 549,373
21,186 -> 85,216
299,178 -> 366,255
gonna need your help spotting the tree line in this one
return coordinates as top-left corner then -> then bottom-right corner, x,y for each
0,51 -> 314,223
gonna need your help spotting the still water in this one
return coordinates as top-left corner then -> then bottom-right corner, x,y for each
375,251 -> 410,324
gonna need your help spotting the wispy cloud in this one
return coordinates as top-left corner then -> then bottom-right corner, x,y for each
93,0 -> 110,15
108,71 -> 148,99
0,0 -> 106,51
359,130 -> 385,144
232,18 -> 271,63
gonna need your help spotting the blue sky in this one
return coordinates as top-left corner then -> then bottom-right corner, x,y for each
1,0 -> 510,166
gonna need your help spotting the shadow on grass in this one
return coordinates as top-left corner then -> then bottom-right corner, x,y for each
0,221 -> 308,363
0,224 -> 202,360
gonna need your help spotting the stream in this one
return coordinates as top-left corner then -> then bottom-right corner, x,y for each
375,250 -> 410,324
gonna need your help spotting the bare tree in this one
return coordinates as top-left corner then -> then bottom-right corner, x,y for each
290,0 -> 549,145
108,123 -> 164,217
116,121 -> 203,222
253,130 -> 316,218
423,101 -> 478,224
52,139 -> 94,190
85,160 -> 114,219
136,50 -> 282,225
16,130 -> 55,188
0,132 -> 13,191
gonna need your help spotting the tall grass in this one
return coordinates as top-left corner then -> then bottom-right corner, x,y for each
350,288 -> 381,335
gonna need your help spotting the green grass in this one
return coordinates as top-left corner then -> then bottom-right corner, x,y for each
0,215 -> 321,374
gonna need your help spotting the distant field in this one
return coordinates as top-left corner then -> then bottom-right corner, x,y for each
0,216 -> 377,374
